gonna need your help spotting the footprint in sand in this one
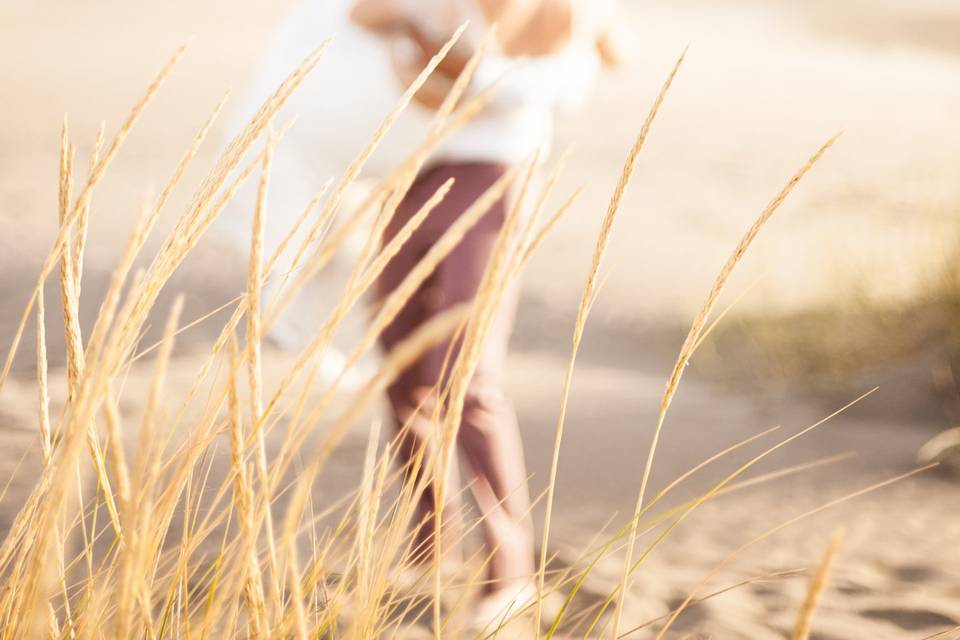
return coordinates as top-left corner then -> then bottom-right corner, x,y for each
889,563 -> 942,584
860,607 -> 958,632
662,596 -> 713,633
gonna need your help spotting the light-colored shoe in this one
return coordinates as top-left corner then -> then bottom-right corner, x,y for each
919,426 -> 960,475
389,561 -> 461,595
464,581 -> 537,636
264,318 -> 371,391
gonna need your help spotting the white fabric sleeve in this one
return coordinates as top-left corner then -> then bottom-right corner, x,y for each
470,45 -> 601,113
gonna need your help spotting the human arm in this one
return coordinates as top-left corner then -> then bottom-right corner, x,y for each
349,0 -> 409,34
350,0 -> 474,95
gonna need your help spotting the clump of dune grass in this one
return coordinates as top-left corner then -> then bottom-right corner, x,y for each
0,29 -> 936,640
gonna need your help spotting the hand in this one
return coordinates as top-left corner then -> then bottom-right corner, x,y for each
596,25 -> 630,68
389,31 -> 464,111
405,24 -> 474,82
350,0 -> 409,35
389,24 -> 476,112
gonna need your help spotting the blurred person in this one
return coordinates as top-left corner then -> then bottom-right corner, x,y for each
351,0 -> 623,627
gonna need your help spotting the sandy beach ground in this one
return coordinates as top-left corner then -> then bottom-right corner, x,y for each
2,0 -> 960,637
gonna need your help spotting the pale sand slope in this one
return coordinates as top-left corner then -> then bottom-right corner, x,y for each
2,1 -> 960,638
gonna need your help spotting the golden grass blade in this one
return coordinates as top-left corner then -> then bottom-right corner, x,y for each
229,334 -> 268,638
58,123 -> 82,397
262,187 -> 383,332
615,129 -> 844,638
71,120 -> 105,302
285,534 -> 309,640
433,26 -> 493,129
792,529 -> 844,640
36,287 -> 52,466
46,602 -> 60,638
36,284 -> 76,636
246,133 -> 282,619
103,385 -> 131,513
348,419 -> 383,638
156,93 -> 230,222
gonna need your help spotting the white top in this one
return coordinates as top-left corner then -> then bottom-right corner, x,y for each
389,0 -> 611,163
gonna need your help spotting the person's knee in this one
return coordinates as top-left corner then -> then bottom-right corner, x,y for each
460,375 -> 513,437
388,383 -> 441,437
